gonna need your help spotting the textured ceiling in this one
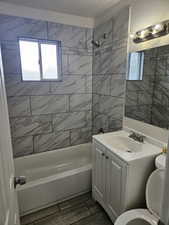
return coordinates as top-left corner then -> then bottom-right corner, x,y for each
0,0 -> 121,17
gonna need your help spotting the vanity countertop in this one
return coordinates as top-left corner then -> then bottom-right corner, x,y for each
93,130 -> 162,163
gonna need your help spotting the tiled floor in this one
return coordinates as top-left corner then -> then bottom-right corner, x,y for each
20,193 -> 113,225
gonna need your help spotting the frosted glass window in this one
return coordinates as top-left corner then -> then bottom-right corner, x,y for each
19,38 -> 62,81
19,40 -> 40,81
128,52 -> 144,80
41,43 -> 58,79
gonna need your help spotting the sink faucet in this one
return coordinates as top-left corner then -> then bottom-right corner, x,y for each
129,132 -> 145,143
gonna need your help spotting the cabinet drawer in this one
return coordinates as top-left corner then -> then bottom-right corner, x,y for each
93,140 -> 106,152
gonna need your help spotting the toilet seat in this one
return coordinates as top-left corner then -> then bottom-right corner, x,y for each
115,209 -> 158,225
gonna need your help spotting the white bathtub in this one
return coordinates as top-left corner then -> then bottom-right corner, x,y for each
14,143 -> 92,216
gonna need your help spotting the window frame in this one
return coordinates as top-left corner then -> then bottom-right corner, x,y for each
127,51 -> 144,81
19,37 -> 62,82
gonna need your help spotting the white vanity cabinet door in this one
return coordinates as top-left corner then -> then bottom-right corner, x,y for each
92,142 -> 106,203
106,152 -> 126,219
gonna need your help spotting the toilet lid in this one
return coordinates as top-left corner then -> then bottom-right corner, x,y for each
146,169 -> 165,219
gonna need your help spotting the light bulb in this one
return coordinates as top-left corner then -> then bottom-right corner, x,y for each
130,34 -> 135,39
152,23 -> 164,35
139,29 -> 150,39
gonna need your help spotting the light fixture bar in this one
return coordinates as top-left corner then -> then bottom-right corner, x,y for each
132,20 -> 169,43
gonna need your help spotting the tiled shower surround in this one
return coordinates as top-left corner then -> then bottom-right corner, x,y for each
92,8 -> 129,134
0,8 -> 129,157
0,14 -> 93,157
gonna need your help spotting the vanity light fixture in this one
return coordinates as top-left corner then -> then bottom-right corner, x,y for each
132,20 -> 169,43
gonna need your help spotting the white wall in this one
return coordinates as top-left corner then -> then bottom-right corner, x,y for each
0,1 -> 94,28
129,0 -> 169,52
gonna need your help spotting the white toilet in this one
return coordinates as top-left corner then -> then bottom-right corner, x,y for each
115,169 -> 165,225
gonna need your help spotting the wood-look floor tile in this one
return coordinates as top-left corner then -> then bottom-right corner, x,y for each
58,193 -> 91,211
59,205 -> 91,225
20,193 -> 111,225
21,204 -> 60,225
34,214 -> 63,225
86,199 -> 103,215
72,212 -> 112,225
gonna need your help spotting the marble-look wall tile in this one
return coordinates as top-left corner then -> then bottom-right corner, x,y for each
62,54 -> 69,74
143,56 -> 157,75
98,96 -> 124,117
70,94 -> 92,112
101,47 -> 113,74
94,19 -> 113,47
157,45 -> 169,56
92,94 -> 99,112
10,115 -> 52,138
110,79 -> 125,98
93,75 -> 111,95
92,7 -> 129,135
85,75 -> 92,93
51,75 -> 86,94
8,96 -> 31,117
93,50 -> 101,75
12,136 -> 33,157
1,42 -> 21,75
93,113 -> 109,134
34,131 -> 70,153
86,28 -> 93,49
0,15 -> 47,41
0,13 -> 94,157
47,22 -> 86,48
53,112 -> 86,131
85,110 -> 92,128
70,128 -> 92,145
5,74 -> 50,96
138,91 -> 153,105
126,75 -> 154,93
69,55 -> 92,75
125,91 -> 138,106
31,95 -> 68,115
166,57 -> 169,76
125,105 -> 152,124
112,47 -> 127,74
112,39 -> 128,50
156,57 -> 166,76
112,7 -> 129,42
108,119 -> 123,131
151,104 -> 169,129
62,47 -> 92,56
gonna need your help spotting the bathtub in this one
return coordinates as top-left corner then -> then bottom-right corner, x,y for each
14,143 -> 92,216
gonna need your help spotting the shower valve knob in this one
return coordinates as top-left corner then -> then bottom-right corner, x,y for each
14,176 -> 26,188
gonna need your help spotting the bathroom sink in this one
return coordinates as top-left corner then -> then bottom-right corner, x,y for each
93,130 -> 162,162
103,136 -> 143,153
101,135 -> 143,153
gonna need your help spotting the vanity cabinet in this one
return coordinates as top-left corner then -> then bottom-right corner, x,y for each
92,139 -> 156,222
93,143 -> 106,204
106,150 -> 126,217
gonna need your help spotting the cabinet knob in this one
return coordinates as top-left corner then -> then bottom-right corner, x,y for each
101,153 -> 105,156
106,156 -> 109,159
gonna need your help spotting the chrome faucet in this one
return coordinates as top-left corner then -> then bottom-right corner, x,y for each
129,132 -> 145,143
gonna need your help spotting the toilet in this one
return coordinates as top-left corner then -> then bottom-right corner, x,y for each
115,169 -> 165,225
